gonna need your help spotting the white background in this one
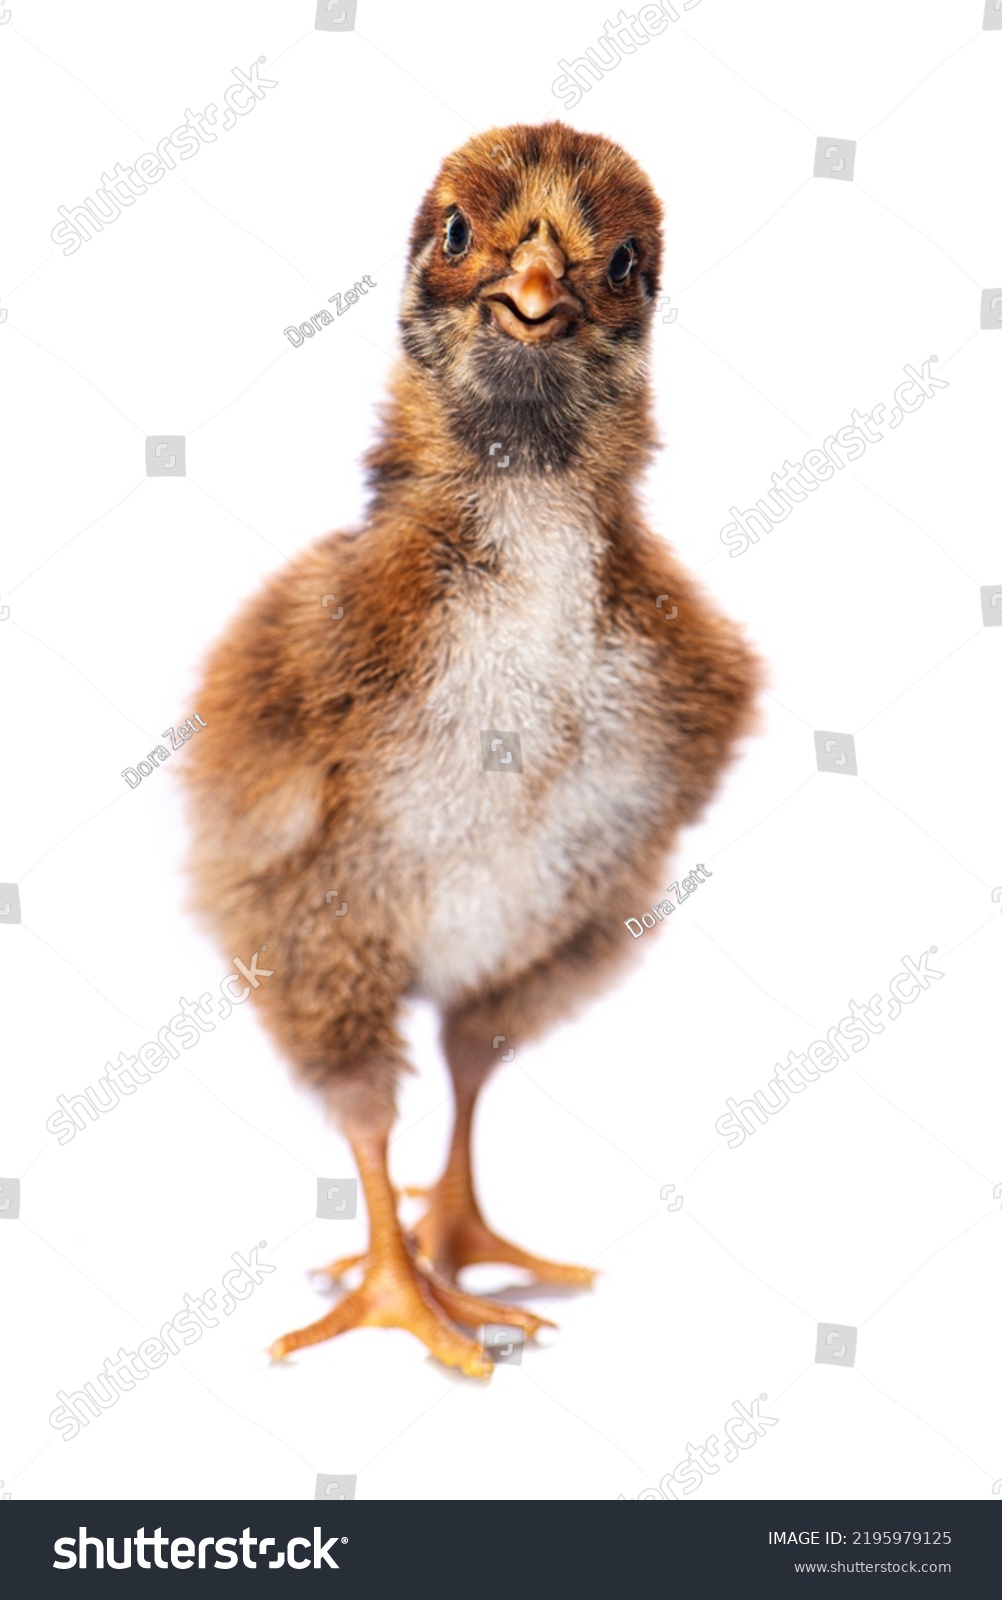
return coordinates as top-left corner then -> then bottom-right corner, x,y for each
1,0 -> 1000,1503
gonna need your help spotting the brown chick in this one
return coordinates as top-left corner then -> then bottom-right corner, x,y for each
183,121 -> 759,1379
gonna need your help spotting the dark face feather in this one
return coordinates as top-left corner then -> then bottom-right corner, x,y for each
399,123 -> 664,469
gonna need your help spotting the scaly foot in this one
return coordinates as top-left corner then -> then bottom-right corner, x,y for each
312,1250 -> 366,1283
412,1189 -> 597,1288
311,1251 -> 555,1340
270,1251 -> 493,1377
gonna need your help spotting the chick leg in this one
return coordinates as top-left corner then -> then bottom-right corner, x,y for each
274,1119 -> 550,1372
270,1121 -> 500,1376
412,1065 -> 596,1288
413,921 -> 645,1288
311,1240 -> 555,1340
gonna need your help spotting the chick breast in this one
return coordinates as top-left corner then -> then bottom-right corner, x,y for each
364,483 -> 673,1003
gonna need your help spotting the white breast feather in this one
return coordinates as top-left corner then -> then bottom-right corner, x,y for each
378,484 -> 663,1000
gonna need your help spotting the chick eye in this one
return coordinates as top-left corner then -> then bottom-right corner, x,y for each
607,241 -> 637,286
443,211 -> 471,258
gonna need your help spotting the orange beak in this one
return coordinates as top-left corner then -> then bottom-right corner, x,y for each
483,222 -> 581,343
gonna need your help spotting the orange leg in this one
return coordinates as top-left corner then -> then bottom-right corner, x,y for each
271,1127 -> 549,1377
312,1247 -> 554,1340
412,1069 -> 596,1289
270,1126 -> 491,1376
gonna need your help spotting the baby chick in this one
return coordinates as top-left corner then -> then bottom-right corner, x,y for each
184,122 -> 759,1379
